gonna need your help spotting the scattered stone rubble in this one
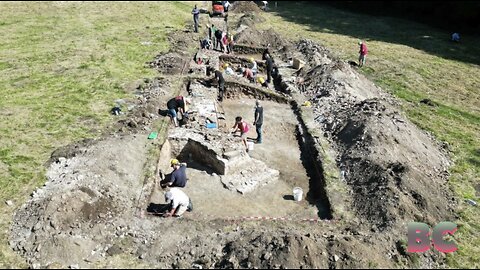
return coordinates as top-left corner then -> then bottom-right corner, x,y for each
168,79 -> 280,194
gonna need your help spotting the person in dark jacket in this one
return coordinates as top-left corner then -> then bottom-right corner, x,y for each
253,100 -> 264,144
192,5 -> 200,33
214,68 -> 226,101
214,29 -> 223,51
262,48 -> 271,61
166,96 -> 190,127
265,55 -> 274,84
160,159 -> 188,188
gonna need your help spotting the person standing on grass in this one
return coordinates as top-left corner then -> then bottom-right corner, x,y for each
253,100 -> 264,144
451,32 -> 460,42
192,5 -> 200,33
231,116 -> 251,152
358,40 -> 368,67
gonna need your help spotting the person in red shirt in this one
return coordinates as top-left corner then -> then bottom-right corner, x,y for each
231,116 -> 250,152
243,67 -> 254,83
358,41 -> 368,67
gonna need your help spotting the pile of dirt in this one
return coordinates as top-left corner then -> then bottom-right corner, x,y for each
236,13 -> 266,28
230,1 -> 262,13
295,39 -> 455,231
234,27 -> 287,49
9,135 -> 150,268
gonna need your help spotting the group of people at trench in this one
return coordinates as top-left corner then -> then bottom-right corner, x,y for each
158,5 -> 280,219
160,98 -> 263,218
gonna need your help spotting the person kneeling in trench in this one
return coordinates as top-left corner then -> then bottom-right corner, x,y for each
160,159 -> 188,188
163,187 -> 193,218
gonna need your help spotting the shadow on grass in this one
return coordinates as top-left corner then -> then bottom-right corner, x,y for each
271,2 -> 480,66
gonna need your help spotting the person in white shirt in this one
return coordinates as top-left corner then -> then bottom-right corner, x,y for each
163,188 -> 191,218
224,1 -> 231,12
223,63 -> 235,75
249,58 -> 258,75
262,1 -> 268,10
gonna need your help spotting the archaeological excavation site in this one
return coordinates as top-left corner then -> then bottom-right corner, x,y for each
8,3 -> 458,269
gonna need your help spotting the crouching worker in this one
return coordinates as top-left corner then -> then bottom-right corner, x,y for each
163,187 -> 193,218
256,76 -> 269,88
160,159 -> 188,188
166,96 -> 191,127
231,116 -> 250,152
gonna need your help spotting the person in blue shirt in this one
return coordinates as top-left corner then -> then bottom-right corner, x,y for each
161,159 -> 188,188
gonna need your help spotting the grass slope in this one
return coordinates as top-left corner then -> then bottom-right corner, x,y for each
0,1 -> 191,267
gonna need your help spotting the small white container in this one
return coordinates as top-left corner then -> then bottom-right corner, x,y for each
247,141 -> 254,151
293,187 -> 303,202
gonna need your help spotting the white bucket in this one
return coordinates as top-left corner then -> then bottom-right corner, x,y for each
247,141 -> 254,151
293,187 -> 303,202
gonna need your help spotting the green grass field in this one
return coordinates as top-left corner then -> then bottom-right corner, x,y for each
0,1 -> 192,267
0,1 -> 478,268
261,2 -> 479,268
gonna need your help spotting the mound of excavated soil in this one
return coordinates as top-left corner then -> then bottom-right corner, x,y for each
295,39 -> 455,231
236,13 -> 266,28
10,135 -> 149,268
234,27 -> 287,48
230,1 -> 262,13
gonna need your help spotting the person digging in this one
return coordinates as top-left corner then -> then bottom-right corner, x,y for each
166,96 -> 191,127
160,159 -> 188,188
163,187 -> 193,218
231,116 -> 251,152
208,66 -> 226,102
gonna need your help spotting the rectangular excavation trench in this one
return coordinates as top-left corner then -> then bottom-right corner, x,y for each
147,75 -> 332,220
